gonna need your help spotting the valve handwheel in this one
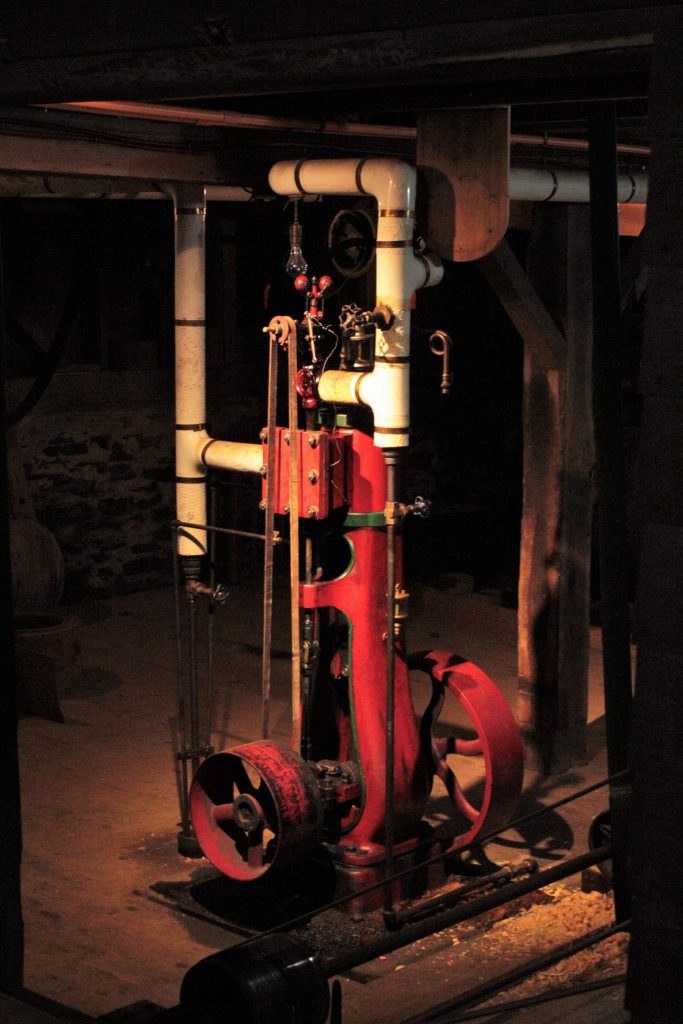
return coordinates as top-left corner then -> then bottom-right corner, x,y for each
190,740 -> 323,881
409,650 -> 524,854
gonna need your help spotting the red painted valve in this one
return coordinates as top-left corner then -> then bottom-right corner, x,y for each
296,366 -> 319,408
190,740 -> 323,881
294,274 -> 310,292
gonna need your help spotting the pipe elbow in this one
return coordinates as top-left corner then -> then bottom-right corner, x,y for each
358,158 -> 416,211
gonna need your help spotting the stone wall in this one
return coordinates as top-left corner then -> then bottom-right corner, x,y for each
10,367 -> 261,600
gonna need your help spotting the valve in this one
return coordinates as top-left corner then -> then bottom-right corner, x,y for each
296,365 -> 320,409
405,495 -> 431,519
185,580 -> 230,604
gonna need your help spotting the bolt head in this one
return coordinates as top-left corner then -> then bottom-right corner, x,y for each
259,428 -> 267,443
308,470 -> 318,483
258,499 -> 267,511
307,506 -> 318,518
308,434 -> 318,448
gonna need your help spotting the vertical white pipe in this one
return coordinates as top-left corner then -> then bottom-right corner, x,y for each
170,186 -> 208,564
268,158 -> 443,448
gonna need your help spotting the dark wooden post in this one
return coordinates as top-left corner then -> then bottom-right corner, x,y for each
588,101 -> 632,922
0,205 -> 24,990
626,10 -> 683,1021
481,210 -> 594,774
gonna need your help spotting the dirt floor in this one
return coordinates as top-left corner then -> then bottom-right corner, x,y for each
15,581 -> 631,1023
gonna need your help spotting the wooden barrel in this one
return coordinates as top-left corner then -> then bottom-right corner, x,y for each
14,612 -> 81,721
10,517 -> 65,611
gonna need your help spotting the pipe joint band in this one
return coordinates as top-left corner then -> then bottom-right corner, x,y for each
379,209 -> 415,219
355,159 -> 370,194
376,240 -> 413,249
293,160 -> 310,194
176,423 -> 207,431
199,438 -> 217,466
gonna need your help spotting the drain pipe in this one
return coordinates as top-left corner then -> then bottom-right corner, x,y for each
169,185 -> 208,579
269,158 -> 443,448
169,186 -> 262,578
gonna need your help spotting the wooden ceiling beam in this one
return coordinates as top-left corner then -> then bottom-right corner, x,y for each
0,6 -> 672,105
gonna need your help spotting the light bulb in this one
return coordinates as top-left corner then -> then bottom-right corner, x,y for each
286,220 -> 308,278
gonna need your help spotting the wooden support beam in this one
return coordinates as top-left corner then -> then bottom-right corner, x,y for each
0,4 -> 668,104
626,8 -> 683,1020
520,206 -> 594,773
486,208 -> 593,774
0,131 -> 249,186
0,210 -> 25,990
417,108 -> 510,262
480,237 -> 566,370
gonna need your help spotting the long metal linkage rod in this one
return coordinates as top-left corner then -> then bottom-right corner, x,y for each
288,324 -> 302,752
383,449 -> 400,914
174,519 -> 271,543
261,330 -> 279,739
401,916 -> 629,1023
322,844 -> 612,976
423,972 -> 627,1024
171,528 -> 191,836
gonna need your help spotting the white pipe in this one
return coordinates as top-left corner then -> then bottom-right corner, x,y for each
169,185 -> 208,562
509,167 -> 648,204
269,158 -> 443,447
200,440 -> 263,474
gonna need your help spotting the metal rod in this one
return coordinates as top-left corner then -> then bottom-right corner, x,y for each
288,328 -> 302,752
48,102 -> 653,157
417,971 -> 627,1024
383,449 -> 400,915
300,536 -> 315,761
188,594 -> 200,777
206,481 -> 217,746
389,858 -> 537,928
174,519 -> 271,543
322,844 -> 612,976
171,528 -> 190,833
261,333 -> 279,739
588,101 -> 633,922
401,918 -> 628,1023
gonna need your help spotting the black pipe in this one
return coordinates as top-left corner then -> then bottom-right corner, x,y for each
588,101 -> 633,921
400,917 -> 628,1023
323,845 -> 612,976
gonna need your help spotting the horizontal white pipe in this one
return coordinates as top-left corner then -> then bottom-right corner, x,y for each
200,440 -> 263,474
509,166 -> 647,204
269,158 -> 442,447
